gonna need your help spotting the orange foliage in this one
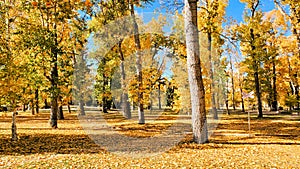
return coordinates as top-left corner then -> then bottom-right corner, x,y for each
31,1 -> 38,7
84,0 -> 92,7
45,2 -> 51,8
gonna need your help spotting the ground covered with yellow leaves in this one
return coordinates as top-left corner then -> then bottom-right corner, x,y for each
0,109 -> 299,168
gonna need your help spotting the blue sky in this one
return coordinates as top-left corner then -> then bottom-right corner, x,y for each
137,0 -> 276,23
134,0 -> 277,79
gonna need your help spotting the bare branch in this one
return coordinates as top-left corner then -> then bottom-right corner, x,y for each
274,0 -> 292,22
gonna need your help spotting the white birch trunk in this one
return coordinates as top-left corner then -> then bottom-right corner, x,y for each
184,0 -> 208,143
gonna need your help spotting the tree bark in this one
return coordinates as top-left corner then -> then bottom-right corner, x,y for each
208,33 -> 217,119
102,74 -> 109,113
67,103 -> 71,113
250,28 -> 263,118
130,3 -> 144,124
58,105 -> 64,120
295,83 -> 299,109
216,79 -> 221,110
58,96 -> 64,120
185,0 -> 208,144
254,70 -> 263,118
79,99 -> 85,116
226,74 -> 230,115
44,99 -> 49,109
31,99 -> 35,115
49,3 -> 59,128
49,50 -> 58,128
50,96 -> 58,128
271,56 -> 278,111
11,112 -> 18,141
226,100 -> 230,115
238,76 -> 245,112
23,104 -> 26,112
230,55 -> 236,111
35,89 -> 39,114
158,83 -> 162,110
118,41 -> 131,119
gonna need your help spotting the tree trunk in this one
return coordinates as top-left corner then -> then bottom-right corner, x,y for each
121,93 -> 130,117
79,99 -> 85,116
102,72 -> 109,113
226,100 -> 230,115
216,80 -> 221,110
23,104 -> 26,112
150,92 -> 153,113
230,55 -> 236,111
238,77 -> 245,112
35,89 -> 39,114
11,112 -> 18,141
49,2 -> 59,128
31,99 -> 35,115
49,53 -> 58,128
267,70 -> 274,110
58,96 -> 64,120
226,74 -> 230,115
44,99 -> 49,109
50,97 -> 58,128
58,105 -> 64,120
254,70 -> 263,118
271,57 -> 278,111
296,84 -> 300,109
130,3 -> 144,124
185,0 -> 208,144
208,33 -> 217,119
250,28 -> 263,118
67,103 -> 71,113
292,20 -> 300,109
158,83 -> 162,110
119,41 -> 131,119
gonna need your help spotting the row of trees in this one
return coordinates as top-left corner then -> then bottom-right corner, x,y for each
0,0 -> 91,128
88,0 -> 299,143
227,0 -> 299,117
0,0 -> 299,143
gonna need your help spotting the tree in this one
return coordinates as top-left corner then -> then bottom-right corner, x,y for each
89,0 -> 133,118
198,0 -> 227,119
129,2 -> 144,124
276,35 -> 298,110
118,40 -> 131,118
235,0 -> 269,118
263,28 -> 279,111
236,63 -> 245,112
19,0 -> 89,128
274,0 -> 300,109
94,52 -> 116,113
166,79 -> 179,109
118,0 -> 154,124
0,0 -> 28,111
184,0 -> 208,143
74,49 -> 94,116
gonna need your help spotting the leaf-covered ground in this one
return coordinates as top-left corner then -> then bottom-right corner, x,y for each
0,109 -> 299,168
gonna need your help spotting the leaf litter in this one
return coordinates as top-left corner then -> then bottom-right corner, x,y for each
0,111 -> 299,168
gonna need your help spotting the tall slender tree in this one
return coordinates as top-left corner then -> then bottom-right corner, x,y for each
198,0 -> 227,119
236,0 -> 267,118
129,2 -> 144,124
184,0 -> 208,143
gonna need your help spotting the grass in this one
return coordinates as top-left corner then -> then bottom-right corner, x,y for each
0,109 -> 299,168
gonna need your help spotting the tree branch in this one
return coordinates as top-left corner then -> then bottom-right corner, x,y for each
274,0 -> 291,21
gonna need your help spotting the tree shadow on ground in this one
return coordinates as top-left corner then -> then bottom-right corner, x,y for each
1,111 -> 299,156
0,134 -> 105,155
212,141 -> 300,145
